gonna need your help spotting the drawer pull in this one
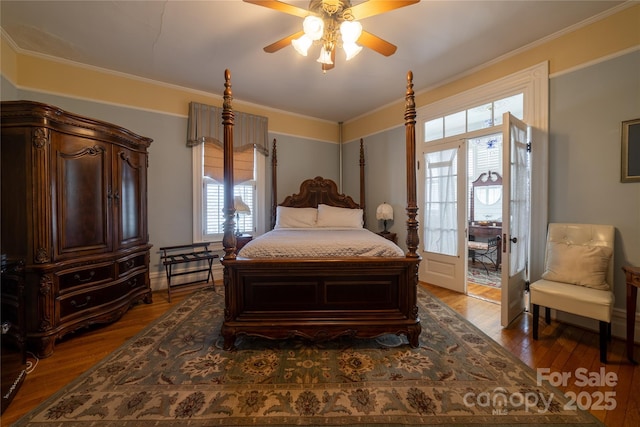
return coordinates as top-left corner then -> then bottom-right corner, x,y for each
1,322 -> 11,334
70,296 -> 92,308
73,271 -> 95,283
125,260 -> 135,270
129,278 -> 138,288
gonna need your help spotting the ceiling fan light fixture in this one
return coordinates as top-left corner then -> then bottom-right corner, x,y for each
292,35 -> 312,56
303,15 -> 324,40
343,42 -> 362,61
317,46 -> 334,65
246,0 -> 419,71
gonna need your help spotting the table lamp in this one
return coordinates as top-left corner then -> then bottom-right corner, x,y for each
376,202 -> 393,234
234,196 -> 251,236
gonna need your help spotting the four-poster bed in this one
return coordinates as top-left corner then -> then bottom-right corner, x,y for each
220,69 -> 421,350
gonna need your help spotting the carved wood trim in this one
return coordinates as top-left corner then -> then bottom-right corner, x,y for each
280,176 -> 360,209
32,127 -> 51,264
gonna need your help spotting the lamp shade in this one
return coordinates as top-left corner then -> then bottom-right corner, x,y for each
343,42 -> 362,61
376,203 -> 393,221
234,196 -> 251,214
302,15 -> 324,41
316,46 -> 333,65
292,34 -> 312,56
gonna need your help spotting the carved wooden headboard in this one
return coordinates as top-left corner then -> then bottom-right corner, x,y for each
279,176 -> 360,209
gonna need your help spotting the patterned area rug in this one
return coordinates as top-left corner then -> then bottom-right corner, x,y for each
468,263 -> 501,288
15,287 -> 602,426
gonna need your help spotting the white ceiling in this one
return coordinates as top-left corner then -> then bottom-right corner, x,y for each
0,1 -> 627,122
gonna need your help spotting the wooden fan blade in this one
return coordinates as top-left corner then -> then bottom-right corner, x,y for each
264,30 -> 304,53
243,0 -> 310,18
348,0 -> 420,20
358,31 -> 397,56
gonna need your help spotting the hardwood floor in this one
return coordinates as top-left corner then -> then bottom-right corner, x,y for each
467,280 -> 501,303
2,284 -> 638,426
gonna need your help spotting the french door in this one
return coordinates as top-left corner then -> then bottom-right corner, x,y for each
418,113 -> 530,326
418,140 -> 467,293
500,113 -> 529,326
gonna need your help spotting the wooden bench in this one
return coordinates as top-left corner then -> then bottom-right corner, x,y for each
160,243 -> 218,302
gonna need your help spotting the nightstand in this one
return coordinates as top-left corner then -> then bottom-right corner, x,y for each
377,232 -> 397,244
236,234 -> 253,251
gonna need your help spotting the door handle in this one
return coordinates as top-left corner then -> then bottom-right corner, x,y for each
503,233 -> 517,244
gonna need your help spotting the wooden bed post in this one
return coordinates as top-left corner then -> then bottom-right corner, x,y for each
222,69 -> 237,259
271,138 -> 277,230
359,138 -> 366,225
405,71 -> 419,258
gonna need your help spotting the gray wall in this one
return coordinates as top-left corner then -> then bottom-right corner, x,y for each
271,133 -> 340,209
343,127 -> 407,248
549,49 -> 640,310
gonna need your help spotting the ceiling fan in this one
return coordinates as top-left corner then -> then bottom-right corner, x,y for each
243,0 -> 420,71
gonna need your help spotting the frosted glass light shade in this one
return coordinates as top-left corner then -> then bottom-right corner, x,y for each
303,15 -> 324,40
317,46 -> 333,65
343,42 -> 362,60
340,20 -> 362,43
292,35 -> 312,56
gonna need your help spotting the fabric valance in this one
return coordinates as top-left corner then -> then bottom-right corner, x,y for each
186,102 -> 269,156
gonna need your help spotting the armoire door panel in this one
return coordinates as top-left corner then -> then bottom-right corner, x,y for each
53,135 -> 112,259
114,149 -> 147,249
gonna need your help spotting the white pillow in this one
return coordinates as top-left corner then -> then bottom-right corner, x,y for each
541,242 -> 613,290
274,206 -> 317,229
316,204 -> 364,228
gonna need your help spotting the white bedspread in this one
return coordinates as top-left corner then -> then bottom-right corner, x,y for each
238,228 -> 404,258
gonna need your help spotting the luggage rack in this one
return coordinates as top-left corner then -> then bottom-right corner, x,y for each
160,243 -> 218,302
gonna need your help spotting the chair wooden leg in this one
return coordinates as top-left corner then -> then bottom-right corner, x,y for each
545,307 -> 551,324
599,321 -> 608,364
532,304 -> 539,340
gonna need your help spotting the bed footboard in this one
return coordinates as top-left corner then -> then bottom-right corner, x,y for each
221,257 -> 421,350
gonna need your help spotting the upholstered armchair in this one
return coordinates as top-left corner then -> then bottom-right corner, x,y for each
530,223 -> 615,363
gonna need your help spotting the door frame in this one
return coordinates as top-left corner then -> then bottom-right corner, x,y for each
415,63 -> 549,288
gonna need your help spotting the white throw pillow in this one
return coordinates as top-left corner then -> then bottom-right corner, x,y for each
541,242 -> 613,290
316,204 -> 364,228
274,206 -> 318,229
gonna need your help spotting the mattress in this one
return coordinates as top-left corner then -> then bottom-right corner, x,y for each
238,228 -> 404,258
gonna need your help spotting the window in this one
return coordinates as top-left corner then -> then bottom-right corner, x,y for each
192,144 -> 266,243
203,178 -> 255,237
424,93 -> 524,142
188,102 -> 268,244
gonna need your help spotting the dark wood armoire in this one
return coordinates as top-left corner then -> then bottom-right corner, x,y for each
1,101 -> 153,358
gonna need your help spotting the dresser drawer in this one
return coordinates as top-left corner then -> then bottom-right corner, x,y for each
118,253 -> 147,277
59,272 -> 147,321
58,263 -> 114,291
